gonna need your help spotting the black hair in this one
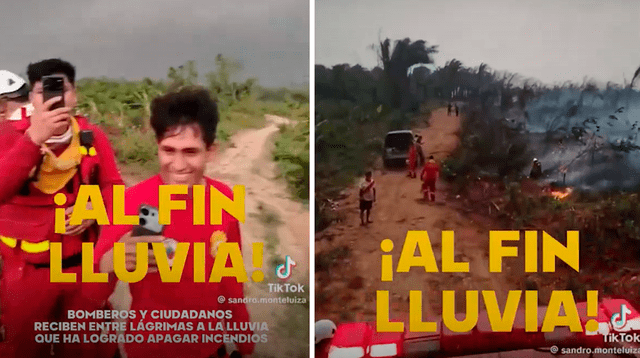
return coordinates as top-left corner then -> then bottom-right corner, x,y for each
150,86 -> 219,147
365,171 -> 372,176
27,59 -> 76,86
429,155 -> 434,160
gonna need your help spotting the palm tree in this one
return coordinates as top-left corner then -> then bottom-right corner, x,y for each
374,38 -> 438,109
631,65 -> 640,89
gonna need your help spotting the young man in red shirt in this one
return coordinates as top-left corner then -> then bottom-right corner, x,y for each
0,59 -> 122,357
421,155 -> 440,202
94,87 -> 254,358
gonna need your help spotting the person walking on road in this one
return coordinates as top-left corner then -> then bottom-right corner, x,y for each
415,135 -> 425,167
359,171 -> 376,225
455,104 -> 459,116
447,103 -> 452,116
407,141 -> 418,178
421,156 -> 440,202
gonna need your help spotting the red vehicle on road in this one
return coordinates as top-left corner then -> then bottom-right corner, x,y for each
316,298 -> 640,358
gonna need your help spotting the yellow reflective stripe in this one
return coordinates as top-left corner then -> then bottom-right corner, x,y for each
0,235 -> 50,253
0,236 -> 17,248
20,240 -> 50,253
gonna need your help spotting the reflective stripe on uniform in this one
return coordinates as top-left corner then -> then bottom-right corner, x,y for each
0,235 -> 50,253
21,240 -> 50,253
0,236 -> 17,248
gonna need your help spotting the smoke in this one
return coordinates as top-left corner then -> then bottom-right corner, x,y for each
522,88 -> 640,191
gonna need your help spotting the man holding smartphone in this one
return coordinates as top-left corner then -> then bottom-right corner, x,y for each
94,87 -> 254,358
0,59 -> 122,358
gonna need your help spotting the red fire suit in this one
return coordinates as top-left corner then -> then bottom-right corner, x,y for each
421,160 -> 440,201
94,175 -> 255,358
407,145 -> 417,177
0,116 -> 122,357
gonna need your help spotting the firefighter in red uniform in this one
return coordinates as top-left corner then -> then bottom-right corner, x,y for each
94,87 -> 255,358
421,155 -> 440,202
0,70 -> 32,122
0,59 -> 122,358
315,319 -> 336,358
407,142 -> 417,178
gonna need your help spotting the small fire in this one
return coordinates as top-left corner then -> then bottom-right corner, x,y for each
550,187 -> 573,200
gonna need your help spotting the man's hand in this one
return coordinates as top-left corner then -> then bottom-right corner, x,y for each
64,203 -> 96,236
99,231 -> 164,273
26,96 -> 71,146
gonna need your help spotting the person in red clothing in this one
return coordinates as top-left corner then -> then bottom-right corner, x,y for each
315,319 -> 336,358
94,87 -> 255,358
407,141 -> 417,178
0,70 -> 32,122
421,155 -> 440,202
0,59 -> 122,357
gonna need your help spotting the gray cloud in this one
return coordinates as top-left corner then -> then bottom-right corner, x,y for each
316,0 -> 640,86
1,0 -> 308,87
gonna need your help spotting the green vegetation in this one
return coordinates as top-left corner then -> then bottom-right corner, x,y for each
253,203 -> 308,358
273,119 -> 310,201
75,57 -> 309,189
315,38 -> 446,230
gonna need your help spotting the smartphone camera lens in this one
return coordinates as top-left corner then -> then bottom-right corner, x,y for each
141,208 -> 149,216
139,218 -> 147,226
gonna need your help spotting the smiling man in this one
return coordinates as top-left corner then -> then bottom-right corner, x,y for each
94,87 -> 254,358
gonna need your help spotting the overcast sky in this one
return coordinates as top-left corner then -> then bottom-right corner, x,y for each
1,0 -> 308,87
316,0 -> 640,86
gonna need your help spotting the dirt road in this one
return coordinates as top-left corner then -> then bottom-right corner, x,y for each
316,107 -> 519,324
205,114 -> 309,357
315,107 -> 617,358
113,115 -> 309,358
205,114 -> 309,281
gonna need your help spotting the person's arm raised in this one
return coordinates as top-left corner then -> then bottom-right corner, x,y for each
26,97 -> 71,146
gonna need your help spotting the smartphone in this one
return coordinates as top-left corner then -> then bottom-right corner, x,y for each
42,75 -> 65,110
131,204 -> 163,236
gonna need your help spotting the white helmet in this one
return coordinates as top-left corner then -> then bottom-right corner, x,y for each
0,70 -> 28,98
315,319 -> 337,344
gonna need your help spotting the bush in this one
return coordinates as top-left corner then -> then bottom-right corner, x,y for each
113,130 -> 158,169
273,120 -> 310,200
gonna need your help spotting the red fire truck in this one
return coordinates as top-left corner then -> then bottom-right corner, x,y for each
316,299 -> 640,358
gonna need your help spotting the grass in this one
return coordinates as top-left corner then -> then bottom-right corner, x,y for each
252,202 -> 308,358
276,272 -> 310,357
273,119 -> 310,201
111,129 -> 159,168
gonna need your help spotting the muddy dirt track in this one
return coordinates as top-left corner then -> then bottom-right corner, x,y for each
315,108 -> 612,357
